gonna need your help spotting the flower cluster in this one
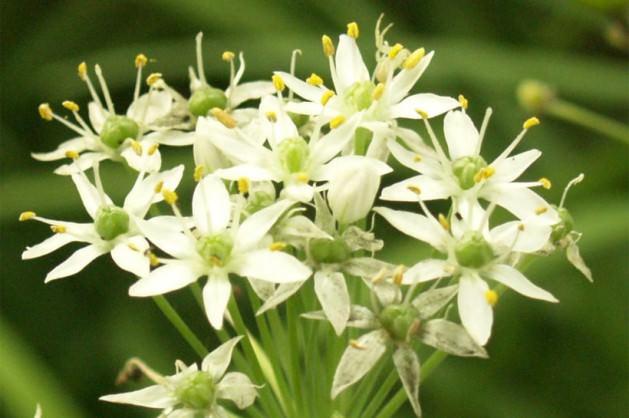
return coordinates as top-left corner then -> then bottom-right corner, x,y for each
22,16 -> 591,417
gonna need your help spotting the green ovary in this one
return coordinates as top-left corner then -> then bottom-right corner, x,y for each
100,115 -> 140,149
95,206 -> 130,241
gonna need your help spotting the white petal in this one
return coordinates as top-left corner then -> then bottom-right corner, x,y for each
234,250 -> 311,283
214,164 -> 277,182
373,207 -> 449,252
275,71 -> 325,103
335,35 -> 370,91
490,220 -> 551,253
193,135 -> 230,172
281,183 -> 314,202
380,175 -> 454,202
566,240 -> 593,282
45,244 -> 107,283
386,138 -> 441,177
100,384 -> 174,409
121,140 -> 161,173
111,238 -> 150,278
216,372 -> 258,409
22,233 -> 77,260
54,152 -> 110,176
31,137 -> 89,161
71,172 -> 112,219
259,95 -> 298,142
314,155 -> 392,181
88,102 -> 108,133
126,90 -> 172,126
482,183 -> 559,225
393,346 -> 421,417
202,336 -> 243,380
124,165 -> 185,218
192,176 -> 231,235
391,93 -> 460,120
146,130 -> 196,146
457,275 -> 492,345
389,51 -> 434,103
285,101 -> 324,116
129,261 -> 202,296
485,264 -> 558,302
490,149 -> 541,183
404,259 -> 453,284
314,271 -> 350,335
443,110 -> 480,160
203,275 -> 232,329
235,199 -> 294,252
197,117 -> 267,164
309,115 -> 361,168
136,218 -> 196,259
229,81 -> 275,108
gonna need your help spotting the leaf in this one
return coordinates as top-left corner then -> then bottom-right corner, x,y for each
314,271 -> 351,335
393,346 -> 422,417
331,329 -> 388,398
412,285 -> 458,320
420,319 -> 488,358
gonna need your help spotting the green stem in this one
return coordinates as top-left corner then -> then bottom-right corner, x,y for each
151,295 -> 208,357
547,99 -> 629,145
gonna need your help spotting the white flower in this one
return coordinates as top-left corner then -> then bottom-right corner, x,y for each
374,201 -> 559,345
20,164 -> 184,282
382,109 -> 560,226
129,176 -> 312,329
101,337 -> 258,417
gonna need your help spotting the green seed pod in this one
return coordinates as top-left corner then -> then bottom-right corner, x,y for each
94,206 -> 130,241
174,371 -> 216,410
277,136 -> 309,173
451,155 -> 487,190
310,238 -> 352,264
551,206 -> 574,243
100,115 -> 140,149
345,81 -> 375,111
454,231 -> 494,268
379,304 -> 421,342
196,233 -> 233,267
188,86 -> 228,117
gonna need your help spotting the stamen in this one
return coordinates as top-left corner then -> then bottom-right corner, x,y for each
193,165 -> 206,182
129,139 -> 143,156
475,107 -> 493,155
329,115 -> 346,129
458,94 -> 469,110
62,101 -> 80,112
154,181 -> 164,193
162,189 -> 178,205
135,54 -> 148,68
321,90 -> 335,105
306,73 -> 324,86
128,243 -> 140,251
50,225 -> 67,234
78,62 -> 105,110
372,83 -> 385,100
65,150 -> 79,160
413,154 -> 422,162
295,172 -> 309,183
237,177 -> 250,194
133,54 -> 148,102
485,290 -> 498,306
269,241 -> 287,251
39,104 -> 90,137
350,339 -> 366,350
147,143 -> 159,156
289,49 -> 302,102
388,43 -> 403,59
146,73 -> 162,87
321,35 -> 335,57
494,118 -> 533,162
272,74 -> 285,92
195,32 -> 207,85
347,22 -> 359,39
416,110 -> 449,163
371,267 -> 386,284
92,161 -> 108,206
94,64 -> 116,114
147,251 -> 160,267
406,185 -> 421,195
38,103 -> 53,121
402,48 -> 425,70
438,213 -> 450,231
523,116 -> 540,129
222,51 -> 235,62
535,206 -> 548,215
210,108 -> 237,128
559,173 -> 585,208
538,177 -> 552,189
265,111 -> 277,122
19,211 -> 36,221
393,265 -> 406,285
77,62 -> 87,80
474,166 -> 495,183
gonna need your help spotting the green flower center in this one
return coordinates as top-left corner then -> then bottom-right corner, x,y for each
309,238 -> 351,264
188,86 -> 228,117
94,206 -> 130,241
344,81 -> 375,111
379,304 -> 421,342
451,155 -> 487,190
454,231 -> 494,268
100,115 -> 140,149
175,371 -> 216,411
277,137 -> 309,174
196,233 -> 233,267
551,206 -> 574,243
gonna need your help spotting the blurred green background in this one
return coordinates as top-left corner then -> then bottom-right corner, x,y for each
1,0 -> 628,417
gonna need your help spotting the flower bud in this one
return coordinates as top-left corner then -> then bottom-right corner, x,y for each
100,116 -> 140,149
327,158 -> 381,224
550,206 -> 574,243
378,304 -> 420,342
277,137 -> 309,173
310,238 -> 352,264
95,206 -> 130,240
345,81 -> 375,111
196,233 -> 233,267
174,371 -> 216,410
516,79 -> 555,113
188,86 -> 228,117
454,231 -> 494,268
451,155 -> 487,190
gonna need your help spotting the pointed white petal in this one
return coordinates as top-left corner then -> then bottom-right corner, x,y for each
214,164 -> 277,182
412,285 -> 458,320
54,152 -> 110,176
136,218 -> 197,259
259,95 -> 298,142
443,110 -> 480,160
88,101 -> 108,133
71,172 -> 112,219
393,346 -> 422,417
335,35 -> 370,91
275,71 -> 325,103
389,51 -> 434,103
386,138 -> 441,177
490,220 -> 551,253
129,261 -> 202,296
420,319 -> 488,358
192,176 -> 231,235
22,233 -> 77,259
111,237 -> 150,278
126,90 -> 172,125
234,250 -> 311,283
202,336 -> 243,380
457,275 -> 492,345
203,275 -> 232,329
229,80 -> 275,108
235,199 -> 294,252
380,175 -> 454,202
309,116 -> 361,167
314,271 -> 350,335
193,135 -> 230,172
281,183 -> 314,202
490,149 -> 541,182
485,264 -> 558,302
121,140 -> 161,173
404,259 -> 453,284
31,137 -> 89,161
285,101 -> 324,116
99,384 -> 175,409
145,130 -> 196,146
45,244 -> 107,282
216,372 -> 258,409
391,93 -> 460,120
124,165 -> 185,218
482,183 -> 559,225
373,207 -> 449,252
566,241 -> 593,282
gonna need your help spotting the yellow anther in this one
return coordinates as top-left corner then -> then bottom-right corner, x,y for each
129,140 -> 143,156
50,224 -> 67,234
19,211 -> 36,221
329,115 -> 346,129
388,43 -> 403,59
146,72 -> 162,86
523,116 -> 540,129
154,180 -> 164,193
272,74 -> 285,92
406,185 -> 421,195
349,339 -> 366,350
346,22 -> 359,39
415,109 -> 428,119
210,108 -> 237,129
38,103 -> 53,121
393,265 -> 406,286
306,73 -> 324,86
413,154 -> 422,162
221,51 -> 235,62
162,189 -> 178,205
371,268 -> 386,284
147,251 -> 160,267
402,48 -> 425,70
77,62 -> 87,80
147,143 -> 159,156
237,177 -> 250,194
65,150 -> 79,160
295,172 -> 309,183
269,241 -> 287,252
62,100 -> 80,112
127,243 -> 140,251
458,94 -> 469,110
438,213 -> 450,231
372,83 -> 385,100
474,166 -> 495,183
321,90 -> 335,105
518,223 -> 525,231
539,177 -> 552,189
135,54 -> 148,68
193,165 -> 206,182
484,166 -> 496,178
265,111 -> 277,122
535,206 -> 548,215
321,35 -> 335,57
485,290 -> 499,307
209,256 -> 224,267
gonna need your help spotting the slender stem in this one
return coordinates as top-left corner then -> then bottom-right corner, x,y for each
359,366 -> 398,418
547,99 -> 629,145
151,295 -> 208,357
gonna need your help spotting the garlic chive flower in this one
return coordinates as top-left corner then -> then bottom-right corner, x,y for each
101,337 -> 258,417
